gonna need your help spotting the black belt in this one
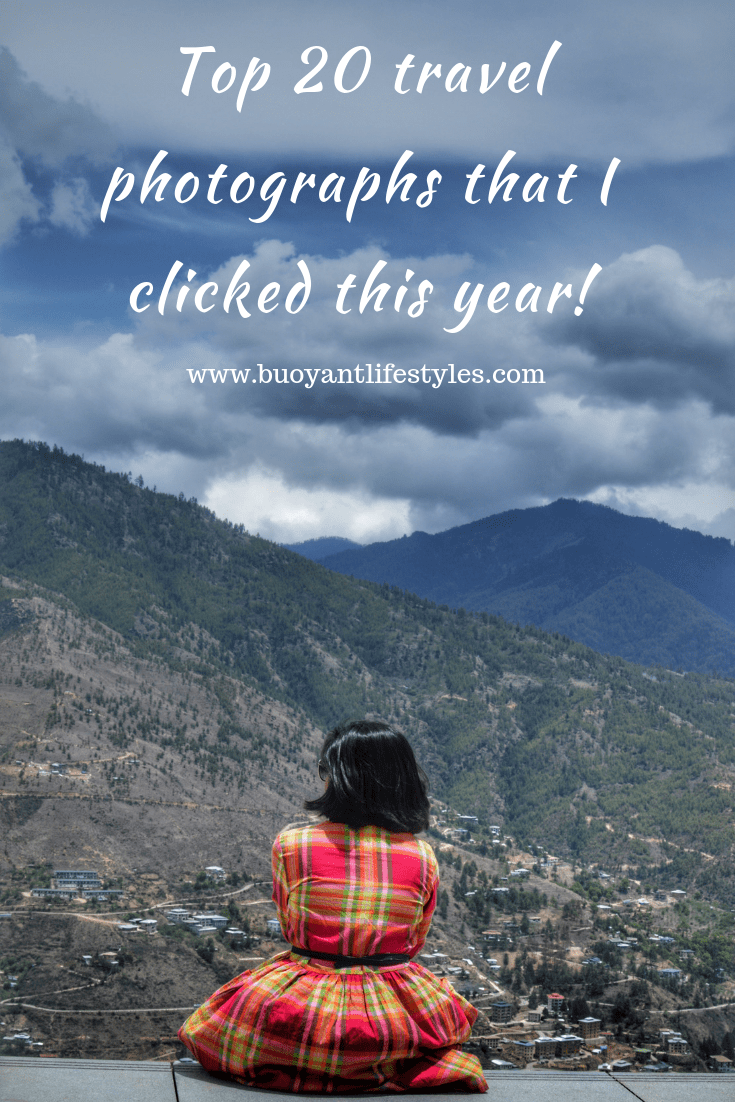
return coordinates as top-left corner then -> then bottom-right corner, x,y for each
290,946 -> 410,969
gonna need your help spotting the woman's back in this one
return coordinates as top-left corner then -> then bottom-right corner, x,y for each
273,821 -> 438,961
179,720 -> 487,1091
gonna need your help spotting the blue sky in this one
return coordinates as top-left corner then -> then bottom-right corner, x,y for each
1,0 -> 734,543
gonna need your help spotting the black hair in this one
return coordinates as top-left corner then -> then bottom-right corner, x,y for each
304,720 -> 430,833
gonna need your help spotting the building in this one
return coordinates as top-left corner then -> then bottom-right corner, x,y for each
535,1037 -> 558,1059
53,870 -> 102,891
658,968 -> 682,982
165,908 -> 190,924
577,1017 -> 602,1039
547,992 -> 565,1015
31,887 -> 76,900
184,919 -> 218,936
205,866 -> 226,880
512,1040 -> 535,1059
665,1035 -> 689,1054
191,913 -> 228,931
482,929 -> 512,948
182,918 -> 206,935
489,1001 -> 513,1023
556,1035 -> 583,1057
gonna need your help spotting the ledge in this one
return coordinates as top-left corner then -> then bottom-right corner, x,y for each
1,1059 -> 733,1102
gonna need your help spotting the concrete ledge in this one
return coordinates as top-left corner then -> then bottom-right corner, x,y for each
1,1059 -> 733,1102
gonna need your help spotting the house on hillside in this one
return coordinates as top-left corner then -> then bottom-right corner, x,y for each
205,866 -> 226,880
482,929 -> 512,948
664,1035 -> 689,1054
658,968 -> 682,982
556,1035 -> 583,1057
535,1037 -> 558,1059
165,908 -> 190,924
489,1002 -> 513,1023
512,1040 -> 535,1059
191,913 -> 228,930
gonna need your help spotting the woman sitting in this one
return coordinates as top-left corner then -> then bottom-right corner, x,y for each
178,720 -> 488,1092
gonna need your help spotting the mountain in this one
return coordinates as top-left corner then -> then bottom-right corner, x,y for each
281,537 -> 362,560
319,499 -> 735,675
0,440 -> 734,907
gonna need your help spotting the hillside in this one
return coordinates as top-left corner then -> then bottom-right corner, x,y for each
0,440 -> 734,903
320,499 -> 735,676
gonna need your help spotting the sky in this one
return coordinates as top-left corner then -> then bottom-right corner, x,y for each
1,0 -> 734,544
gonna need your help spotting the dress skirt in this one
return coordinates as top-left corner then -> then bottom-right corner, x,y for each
178,949 -> 488,1092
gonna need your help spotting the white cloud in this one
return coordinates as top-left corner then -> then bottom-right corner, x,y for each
0,138 -> 40,244
0,48 -> 115,245
48,177 -> 97,234
204,467 -> 410,543
588,484 -> 735,540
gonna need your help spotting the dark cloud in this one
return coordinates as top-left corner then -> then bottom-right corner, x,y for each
1,241 -> 732,542
546,246 -> 735,414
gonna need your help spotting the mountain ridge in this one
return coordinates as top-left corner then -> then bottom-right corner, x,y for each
319,499 -> 735,674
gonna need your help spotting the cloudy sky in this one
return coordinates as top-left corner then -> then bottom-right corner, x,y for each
2,0 -> 734,543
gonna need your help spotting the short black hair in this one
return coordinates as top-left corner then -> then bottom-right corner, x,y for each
304,720 -> 430,834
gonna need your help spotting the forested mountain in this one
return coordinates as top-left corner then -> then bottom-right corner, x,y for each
320,499 -> 735,676
0,440 -> 734,903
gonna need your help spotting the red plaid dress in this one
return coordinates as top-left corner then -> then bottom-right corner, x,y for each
178,821 -> 487,1092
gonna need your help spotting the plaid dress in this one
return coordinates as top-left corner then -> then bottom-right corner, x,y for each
178,821 -> 487,1092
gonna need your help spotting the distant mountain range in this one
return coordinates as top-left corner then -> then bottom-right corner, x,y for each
282,536 -> 362,560
317,500 -> 735,676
